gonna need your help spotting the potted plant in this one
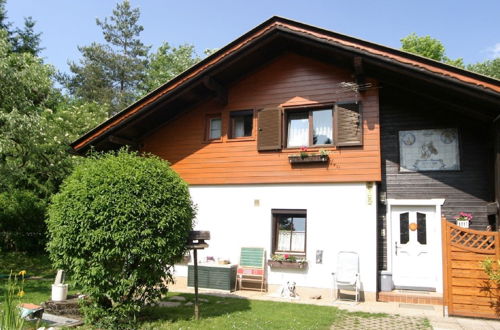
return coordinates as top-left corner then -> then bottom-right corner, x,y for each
455,212 -> 473,228
268,254 -> 308,269
288,147 -> 329,164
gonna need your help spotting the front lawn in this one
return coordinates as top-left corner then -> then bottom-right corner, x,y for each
139,293 -> 385,330
0,253 -> 429,329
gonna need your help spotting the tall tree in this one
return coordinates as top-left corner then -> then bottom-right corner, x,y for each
467,58 -> 500,80
0,28 -> 108,252
0,30 -> 56,115
401,33 -> 464,68
64,0 -> 149,114
140,42 -> 200,93
11,16 -> 43,56
0,0 -> 11,33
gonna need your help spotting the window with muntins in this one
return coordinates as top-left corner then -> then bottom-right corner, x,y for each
207,116 -> 222,140
272,210 -> 307,254
286,108 -> 333,147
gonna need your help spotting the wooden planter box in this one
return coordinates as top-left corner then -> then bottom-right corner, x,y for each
288,155 -> 329,164
267,260 -> 308,269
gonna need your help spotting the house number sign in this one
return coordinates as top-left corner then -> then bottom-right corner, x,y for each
399,128 -> 460,172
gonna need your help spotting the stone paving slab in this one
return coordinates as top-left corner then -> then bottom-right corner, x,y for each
41,313 -> 83,327
332,314 -> 430,330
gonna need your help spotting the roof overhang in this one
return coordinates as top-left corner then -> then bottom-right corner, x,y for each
71,16 -> 500,154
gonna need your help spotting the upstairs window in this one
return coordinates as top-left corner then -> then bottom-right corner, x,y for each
287,108 -> 333,147
207,115 -> 222,140
272,210 -> 307,254
230,110 -> 253,138
256,102 -> 361,151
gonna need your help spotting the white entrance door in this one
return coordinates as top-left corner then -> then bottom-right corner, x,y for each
391,205 -> 436,290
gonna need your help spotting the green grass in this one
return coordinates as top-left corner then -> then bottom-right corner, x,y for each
139,293 -> 383,330
0,254 -> 407,329
0,252 -> 56,279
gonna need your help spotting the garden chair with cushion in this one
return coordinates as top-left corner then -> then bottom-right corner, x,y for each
235,247 -> 267,292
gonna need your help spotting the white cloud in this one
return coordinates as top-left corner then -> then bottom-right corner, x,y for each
486,43 -> 500,59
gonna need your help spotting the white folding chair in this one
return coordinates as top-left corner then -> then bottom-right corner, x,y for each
332,251 -> 360,303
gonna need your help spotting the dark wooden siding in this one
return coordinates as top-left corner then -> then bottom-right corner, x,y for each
377,87 -> 494,270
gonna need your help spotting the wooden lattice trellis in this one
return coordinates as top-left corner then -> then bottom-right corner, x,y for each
442,218 -> 500,319
449,227 -> 497,253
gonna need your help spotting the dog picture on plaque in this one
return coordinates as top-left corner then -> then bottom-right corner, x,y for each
399,128 -> 460,172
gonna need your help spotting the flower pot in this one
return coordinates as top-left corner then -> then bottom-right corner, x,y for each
267,260 -> 308,269
288,155 -> 329,164
456,219 -> 469,228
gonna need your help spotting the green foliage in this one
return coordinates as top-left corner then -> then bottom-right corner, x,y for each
0,0 -> 10,32
0,190 -> 46,252
62,43 -> 116,111
0,12 -> 108,253
64,0 -> 150,114
400,33 -> 464,68
467,58 -> 500,80
482,258 -> 500,284
140,42 -> 201,93
0,1 -> 42,56
0,273 -> 25,330
11,16 -> 43,56
0,101 -> 107,199
46,149 -> 195,327
0,30 -> 58,115
0,253 -> 55,278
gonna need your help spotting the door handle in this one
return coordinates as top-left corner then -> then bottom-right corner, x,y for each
395,242 -> 398,256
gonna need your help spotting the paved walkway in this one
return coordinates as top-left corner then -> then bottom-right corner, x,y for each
172,285 -> 500,330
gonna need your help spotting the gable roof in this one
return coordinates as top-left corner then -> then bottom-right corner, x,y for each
71,16 -> 500,153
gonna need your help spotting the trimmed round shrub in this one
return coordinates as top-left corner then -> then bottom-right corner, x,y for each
46,149 -> 195,327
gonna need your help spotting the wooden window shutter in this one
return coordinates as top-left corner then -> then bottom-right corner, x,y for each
257,107 -> 282,151
335,102 -> 362,146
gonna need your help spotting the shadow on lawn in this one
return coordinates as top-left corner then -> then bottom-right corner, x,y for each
139,292 -> 251,324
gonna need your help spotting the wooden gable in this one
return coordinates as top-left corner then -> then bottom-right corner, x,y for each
141,53 -> 381,185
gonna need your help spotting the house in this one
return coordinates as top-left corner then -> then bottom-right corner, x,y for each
72,17 -> 500,303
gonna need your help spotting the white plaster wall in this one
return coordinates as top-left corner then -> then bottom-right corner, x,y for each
174,183 -> 378,293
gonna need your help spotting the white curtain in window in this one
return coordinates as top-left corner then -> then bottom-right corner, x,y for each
313,110 -> 333,145
288,117 -> 308,147
278,231 -> 291,251
291,232 -> 305,252
234,118 -> 245,137
278,231 -> 305,252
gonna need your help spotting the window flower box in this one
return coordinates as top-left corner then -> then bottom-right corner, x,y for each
267,260 -> 308,269
288,155 -> 329,164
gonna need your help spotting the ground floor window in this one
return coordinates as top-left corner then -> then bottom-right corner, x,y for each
272,209 -> 307,254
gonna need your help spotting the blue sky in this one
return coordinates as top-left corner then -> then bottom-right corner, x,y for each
5,0 -> 500,73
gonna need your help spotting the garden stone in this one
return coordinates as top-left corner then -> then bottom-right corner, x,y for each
169,296 -> 186,302
184,302 -> 193,306
199,298 -> 209,303
158,301 -> 181,307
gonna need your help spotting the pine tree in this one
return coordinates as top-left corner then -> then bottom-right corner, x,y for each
64,0 -> 150,114
12,16 -> 43,56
